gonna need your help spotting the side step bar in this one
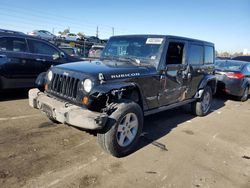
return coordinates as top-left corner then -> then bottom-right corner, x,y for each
144,99 -> 196,116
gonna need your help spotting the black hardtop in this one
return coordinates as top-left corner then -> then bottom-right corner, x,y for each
110,34 -> 214,46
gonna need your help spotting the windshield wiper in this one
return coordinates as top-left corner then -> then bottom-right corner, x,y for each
101,56 -> 141,65
119,56 -> 141,65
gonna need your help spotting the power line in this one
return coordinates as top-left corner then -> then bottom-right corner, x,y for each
0,3 -> 124,34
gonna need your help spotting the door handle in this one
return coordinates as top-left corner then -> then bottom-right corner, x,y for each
36,58 -> 46,62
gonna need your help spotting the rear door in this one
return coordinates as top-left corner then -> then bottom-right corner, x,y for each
27,38 -> 67,74
186,43 -> 206,98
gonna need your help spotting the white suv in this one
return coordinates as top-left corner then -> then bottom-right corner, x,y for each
59,33 -> 81,41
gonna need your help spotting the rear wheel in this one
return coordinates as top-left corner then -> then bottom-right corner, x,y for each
97,100 -> 143,157
192,86 -> 212,116
238,86 -> 249,102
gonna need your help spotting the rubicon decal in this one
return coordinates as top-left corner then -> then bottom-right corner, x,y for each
110,73 -> 140,79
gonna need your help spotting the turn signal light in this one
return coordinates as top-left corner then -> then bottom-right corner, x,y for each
82,97 -> 89,105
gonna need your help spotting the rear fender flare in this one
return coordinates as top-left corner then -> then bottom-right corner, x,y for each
195,75 -> 217,98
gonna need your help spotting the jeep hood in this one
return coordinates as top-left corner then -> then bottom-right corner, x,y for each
52,60 -> 156,80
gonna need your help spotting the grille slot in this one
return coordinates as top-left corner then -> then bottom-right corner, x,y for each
50,74 -> 79,99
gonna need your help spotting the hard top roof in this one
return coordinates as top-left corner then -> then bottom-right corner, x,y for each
110,34 -> 214,46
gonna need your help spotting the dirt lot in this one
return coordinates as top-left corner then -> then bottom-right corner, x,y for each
0,90 -> 249,188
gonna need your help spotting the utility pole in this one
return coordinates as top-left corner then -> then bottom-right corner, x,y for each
52,28 -> 54,34
96,26 -> 99,38
112,27 -> 114,36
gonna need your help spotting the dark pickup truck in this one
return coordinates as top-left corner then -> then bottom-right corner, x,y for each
29,35 -> 216,157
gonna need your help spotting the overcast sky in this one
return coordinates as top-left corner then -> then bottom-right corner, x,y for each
0,0 -> 249,52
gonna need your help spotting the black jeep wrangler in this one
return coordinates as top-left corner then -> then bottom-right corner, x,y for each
29,35 -> 216,157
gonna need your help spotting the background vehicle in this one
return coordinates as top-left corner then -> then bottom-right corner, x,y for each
86,36 -> 100,43
0,29 -> 81,90
59,46 -> 80,57
29,35 -> 216,157
27,30 -> 56,41
59,33 -> 81,41
88,45 -> 104,58
215,60 -> 250,101
232,56 -> 250,62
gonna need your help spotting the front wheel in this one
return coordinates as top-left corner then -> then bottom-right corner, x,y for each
97,100 -> 143,157
192,86 -> 212,116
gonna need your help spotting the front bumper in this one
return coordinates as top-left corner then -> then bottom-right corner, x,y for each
29,88 -> 108,130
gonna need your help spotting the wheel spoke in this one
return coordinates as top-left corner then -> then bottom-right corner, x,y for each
117,124 -> 124,132
127,130 -> 134,142
129,120 -> 138,129
118,133 -> 126,146
125,114 -> 131,124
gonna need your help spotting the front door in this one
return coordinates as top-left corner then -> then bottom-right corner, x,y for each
159,41 -> 192,105
27,39 -> 66,75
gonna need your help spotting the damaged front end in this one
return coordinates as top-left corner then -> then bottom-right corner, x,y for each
29,88 -> 108,130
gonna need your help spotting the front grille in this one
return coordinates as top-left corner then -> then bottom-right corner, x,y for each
49,73 -> 80,99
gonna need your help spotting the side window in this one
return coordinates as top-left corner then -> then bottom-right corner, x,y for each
205,46 -> 214,64
0,37 -> 27,52
0,37 -> 7,51
246,65 -> 250,73
188,44 -> 204,65
166,42 -> 184,65
27,39 -> 59,56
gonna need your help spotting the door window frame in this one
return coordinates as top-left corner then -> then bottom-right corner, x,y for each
26,38 -> 60,57
159,39 -> 188,71
187,43 -> 204,66
0,36 -> 28,54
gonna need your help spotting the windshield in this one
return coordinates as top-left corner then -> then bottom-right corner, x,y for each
101,36 -> 164,65
215,60 -> 244,71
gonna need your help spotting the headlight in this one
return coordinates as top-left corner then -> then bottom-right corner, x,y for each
83,79 -> 93,93
47,70 -> 53,82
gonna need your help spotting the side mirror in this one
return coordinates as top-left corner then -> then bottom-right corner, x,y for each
60,52 -> 66,58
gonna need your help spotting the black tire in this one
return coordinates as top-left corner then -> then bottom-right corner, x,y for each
191,86 -> 212,117
97,100 -> 143,157
238,86 -> 249,102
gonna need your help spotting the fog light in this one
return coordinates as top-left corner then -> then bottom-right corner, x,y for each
82,97 -> 89,105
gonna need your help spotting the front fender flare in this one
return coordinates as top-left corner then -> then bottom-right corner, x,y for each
90,82 -> 147,110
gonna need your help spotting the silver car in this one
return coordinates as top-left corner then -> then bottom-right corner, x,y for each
27,30 -> 56,41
